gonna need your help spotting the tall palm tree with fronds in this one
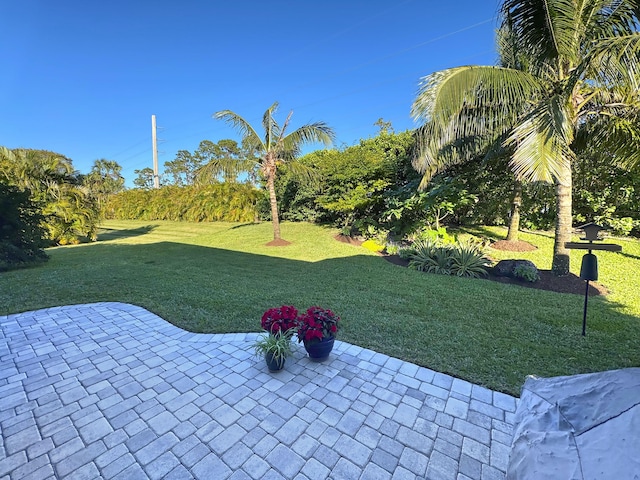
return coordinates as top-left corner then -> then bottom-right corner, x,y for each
412,0 -> 640,275
205,102 -> 334,242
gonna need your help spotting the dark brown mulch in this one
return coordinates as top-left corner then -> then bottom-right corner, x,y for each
491,240 -> 538,252
334,234 -> 607,296
486,269 -> 607,296
380,254 -> 607,297
266,238 -> 292,247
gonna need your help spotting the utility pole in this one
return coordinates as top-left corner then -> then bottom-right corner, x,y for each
151,114 -> 159,188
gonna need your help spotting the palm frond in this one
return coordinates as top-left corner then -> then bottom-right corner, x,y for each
262,102 -> 281,149
581,34 -> 640,90
195,158 -> 257,184
412,66 -> 542,128
213,109 -> 265,153
280,123 -> 335,155
586,113 -> 640,169
412,66 -> 542,187
501,0 -> 594,66
506,95 -> 574,182
278,161 -> 322,186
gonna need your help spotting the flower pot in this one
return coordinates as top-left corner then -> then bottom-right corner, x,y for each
303,336 -> 335,362
265,352 -> 285,372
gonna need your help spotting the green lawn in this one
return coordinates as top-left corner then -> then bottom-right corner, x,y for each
2,220 -> 639,396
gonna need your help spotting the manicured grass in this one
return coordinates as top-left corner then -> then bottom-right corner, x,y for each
2,220 -> 639,396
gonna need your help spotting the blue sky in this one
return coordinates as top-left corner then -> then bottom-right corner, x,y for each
1,1 -> 501,186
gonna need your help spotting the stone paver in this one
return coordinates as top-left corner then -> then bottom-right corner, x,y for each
0,303 -> 517,479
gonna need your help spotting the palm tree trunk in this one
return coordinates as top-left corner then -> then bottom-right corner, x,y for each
552,162 -> 572,276
266,172 -> 281,240
506,180 -> 522,242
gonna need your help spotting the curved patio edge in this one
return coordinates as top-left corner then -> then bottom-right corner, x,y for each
0,302 -> 517,480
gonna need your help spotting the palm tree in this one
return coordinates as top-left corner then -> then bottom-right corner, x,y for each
207,102 -> 335,242
83,159 -> 125,209
411,0 -> 640,275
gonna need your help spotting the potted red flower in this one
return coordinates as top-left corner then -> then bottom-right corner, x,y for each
296,306 -> 340,362
261,305 -> 298,337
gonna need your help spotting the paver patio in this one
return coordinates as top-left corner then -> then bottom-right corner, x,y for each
0,303 -> 517,479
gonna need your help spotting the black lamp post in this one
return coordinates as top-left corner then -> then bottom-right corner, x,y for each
565,223 -> 621,336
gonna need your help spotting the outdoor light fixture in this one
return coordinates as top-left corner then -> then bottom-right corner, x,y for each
565,223 -> 622,336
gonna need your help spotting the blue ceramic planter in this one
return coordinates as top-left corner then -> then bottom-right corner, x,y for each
304,336 -> 335,362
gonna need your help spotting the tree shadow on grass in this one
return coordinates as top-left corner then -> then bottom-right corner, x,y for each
96,224 -> 159,241
229,222 -> 261,230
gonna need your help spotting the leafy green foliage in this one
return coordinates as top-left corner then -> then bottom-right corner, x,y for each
103,184 -> 262,222
253,332 -> 294,364
0,183 -> 48,271
572,142 -> 640,236
513,263 -> 540,283
0,147 -> 99,244
81,159 -> 125,210
409,226 -> 457,244
133,167 -> 155,189
277,129 -> 418,234
405,236 -> 490,278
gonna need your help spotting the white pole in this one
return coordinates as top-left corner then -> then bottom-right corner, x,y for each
152,114 -> 159,189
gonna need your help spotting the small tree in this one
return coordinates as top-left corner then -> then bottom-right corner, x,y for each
83,159 -> 125,209
133,167 -> 156,189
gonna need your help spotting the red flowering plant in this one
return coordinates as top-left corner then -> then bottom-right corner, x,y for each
296,306 -> 340,344
261,305 -> 298,338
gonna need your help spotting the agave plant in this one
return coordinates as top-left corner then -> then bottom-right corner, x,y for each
449,240 -> 491,278
408,239 -> 452,274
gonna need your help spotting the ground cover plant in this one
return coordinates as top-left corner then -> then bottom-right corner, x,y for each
1,220 -> 638,396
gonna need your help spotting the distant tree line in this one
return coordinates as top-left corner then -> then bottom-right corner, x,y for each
123,126 -> 640,242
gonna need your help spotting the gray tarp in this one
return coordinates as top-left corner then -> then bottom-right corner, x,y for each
507,368 -> 640,479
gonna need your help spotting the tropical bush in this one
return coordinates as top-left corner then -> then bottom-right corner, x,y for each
0,147 -> 99,244
0,183 -> 49,271
275,129 -> 419,234
512,263 -> 540,283
103,184 -> 262,222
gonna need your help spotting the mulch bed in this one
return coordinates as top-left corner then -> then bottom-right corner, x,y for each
490,240 -> 538,252
381,254 -> 607,296
381,254 -> 606,296
335,235 -> 607,297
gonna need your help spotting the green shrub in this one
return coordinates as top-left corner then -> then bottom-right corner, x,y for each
385,242 -> 400,255
0,184 -> 49,271
513,263 -> 540,283
104,184 -> 261,222
409,226 -> 457,245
